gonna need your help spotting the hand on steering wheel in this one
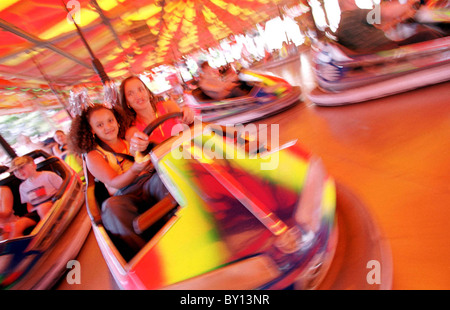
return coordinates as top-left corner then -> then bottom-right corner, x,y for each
141,112 -> 184,154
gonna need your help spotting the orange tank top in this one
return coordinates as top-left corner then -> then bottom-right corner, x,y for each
133,101 -> 182,144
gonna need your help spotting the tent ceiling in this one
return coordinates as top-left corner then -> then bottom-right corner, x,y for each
0,0 -> 296,85
0,0 -> 298,114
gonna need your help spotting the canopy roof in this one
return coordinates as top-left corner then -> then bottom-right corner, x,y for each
0,0 -> 299,114
0,0 -> 299,85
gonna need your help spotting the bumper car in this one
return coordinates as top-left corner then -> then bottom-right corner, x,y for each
85,114 -> 338,290
252,42 -> 302,71
0,150 -> 89,289
308,5 -> 450,106
183,69 -> 302,125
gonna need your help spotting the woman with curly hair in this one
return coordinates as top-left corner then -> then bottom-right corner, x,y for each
118,76 -> 195,154
68,104 -> 168,254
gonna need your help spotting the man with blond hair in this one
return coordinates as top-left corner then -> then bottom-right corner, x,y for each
10,156 -> 62,220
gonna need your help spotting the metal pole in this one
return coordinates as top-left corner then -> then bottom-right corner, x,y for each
90,0 -> 134,75
0,19 -> 91,69
62,0 -> 110,84
0,134 -> 17,159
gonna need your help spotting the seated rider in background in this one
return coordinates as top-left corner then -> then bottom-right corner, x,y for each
52,130 -> 69,159
334,0 -> 444,53
1,156 -> 62,239
12,155 -> 63,220
198,62 -> 248,100
53,130 -> 85,182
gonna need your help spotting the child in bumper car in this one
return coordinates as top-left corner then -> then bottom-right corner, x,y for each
69,104 -> 168,254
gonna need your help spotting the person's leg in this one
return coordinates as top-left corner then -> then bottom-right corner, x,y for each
9,217 -> 37,238
101,195 -> 146,252
143,173 -> 169,202
36,201 -> 53,219
0,186 -> 13,218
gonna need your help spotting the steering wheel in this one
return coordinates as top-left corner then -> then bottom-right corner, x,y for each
142,112 -> 183,153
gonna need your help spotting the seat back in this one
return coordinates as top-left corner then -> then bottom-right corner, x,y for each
82,156 -> 110,225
